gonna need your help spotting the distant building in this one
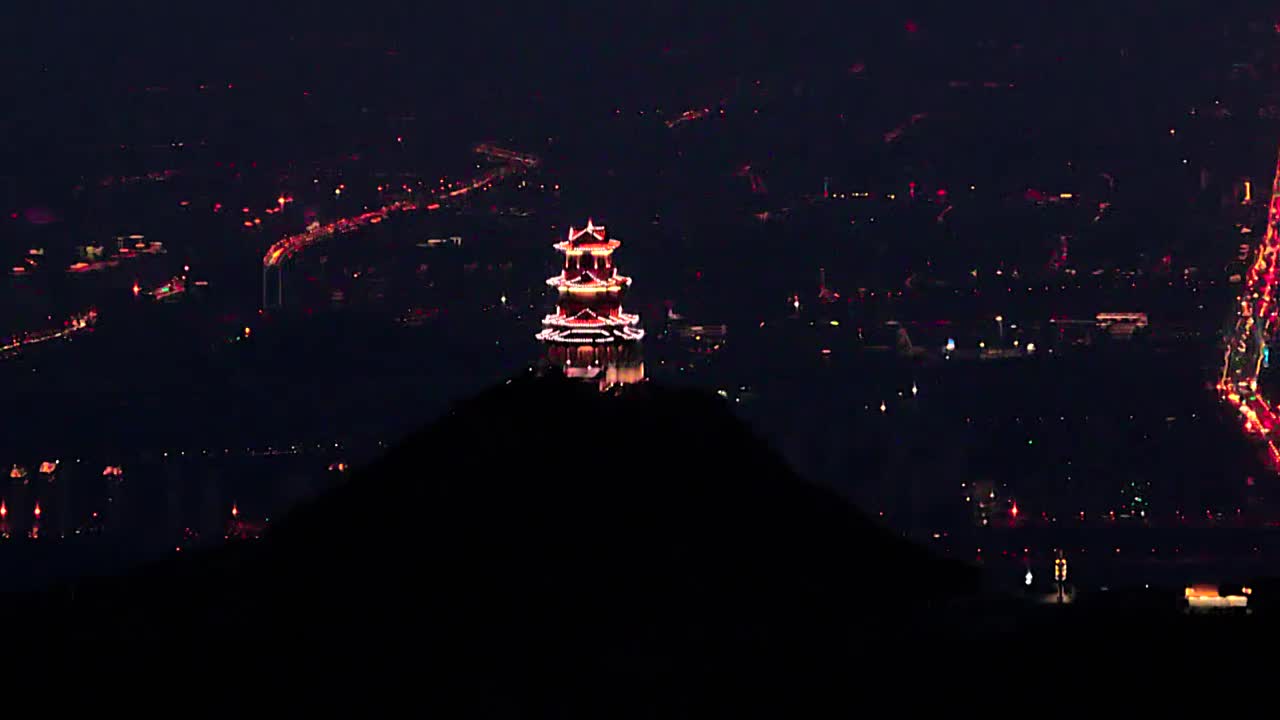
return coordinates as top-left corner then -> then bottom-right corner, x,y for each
1184,584 -> 1250,614
671,323 -> 728,355
418,236 -> 463,248
1095,312 -> 1148,340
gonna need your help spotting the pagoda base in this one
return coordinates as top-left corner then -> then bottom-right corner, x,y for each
544,342 -> 644,391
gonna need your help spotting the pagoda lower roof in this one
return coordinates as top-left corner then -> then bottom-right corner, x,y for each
542,307 -> 641,329
546,271 -> 632,289
536,325 -> 645,344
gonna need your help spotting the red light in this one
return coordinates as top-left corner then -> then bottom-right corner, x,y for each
1,501 -> 7,518
1010,503 -> 1019,518
905,19 -> 918,33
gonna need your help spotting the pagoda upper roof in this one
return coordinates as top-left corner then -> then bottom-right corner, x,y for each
547,269 -> 632,289
569,219 -> 607,244
556,219 -> 620,252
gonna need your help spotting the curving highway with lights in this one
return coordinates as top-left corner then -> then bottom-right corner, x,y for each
262,144 -> 539,269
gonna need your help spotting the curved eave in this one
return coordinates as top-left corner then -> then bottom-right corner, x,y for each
545,274 -> 633,291
536,326 -> 645,343
553,240 -> 621,255
541,312 -> 641,329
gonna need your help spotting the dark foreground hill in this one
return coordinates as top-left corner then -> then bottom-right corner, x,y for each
0,374 -> 983,703
0,373 -> 1269,709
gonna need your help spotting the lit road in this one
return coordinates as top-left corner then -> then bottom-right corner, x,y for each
0,309 -> 98,358
1221,146 -> 1280,469
262,144 -> 540,269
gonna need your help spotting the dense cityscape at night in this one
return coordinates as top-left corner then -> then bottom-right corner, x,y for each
4,0 -> 1280,705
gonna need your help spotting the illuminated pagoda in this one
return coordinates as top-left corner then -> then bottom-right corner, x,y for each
537,219 -> 644,389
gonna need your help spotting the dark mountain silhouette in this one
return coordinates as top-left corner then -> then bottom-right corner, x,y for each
0,373 -> 983,704
0,373 -> 1263,709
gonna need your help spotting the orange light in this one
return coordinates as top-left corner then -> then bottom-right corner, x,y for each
1185,584 -> 1220,599
33,503 -> 41,519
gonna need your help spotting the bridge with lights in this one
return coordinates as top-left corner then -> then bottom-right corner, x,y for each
1221,147 -> 1280,468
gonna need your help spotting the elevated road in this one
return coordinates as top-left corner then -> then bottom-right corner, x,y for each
1221,146 -> 1280,468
